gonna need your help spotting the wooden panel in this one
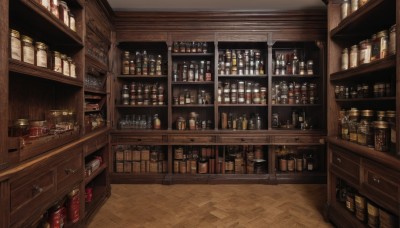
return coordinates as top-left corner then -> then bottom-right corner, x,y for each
10,168 -> 56,224
86,132 -> 108,156
112,135 -> 164,144
0,0 -> 8,170
169,135 -> 216,144
271,136 -> 321,144
218,136 -> 270,144
117,32 -> 168,42
216,32 -> 268,42
330,147 -> 360,186
0,180 -> 10,228
169,32 -> 215,42
56,147 -> 82,190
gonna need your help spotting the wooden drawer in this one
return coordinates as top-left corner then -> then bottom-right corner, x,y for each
10,169 -> 56,224
330,148 -> 360,186
218,136 -> 270,144
272,136 -> 322,144
169,135 -> 216,144
362,160 -> 400,213
57,147 -> 83,190
112,135 -> 164,144
87,133 -> 108,155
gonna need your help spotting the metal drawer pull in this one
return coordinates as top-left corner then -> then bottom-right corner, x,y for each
190,138 -> 195,142
65,168 -> 77,174
336,157 -> 341,163
32,185 -> 43,195
372,176 -> 381,184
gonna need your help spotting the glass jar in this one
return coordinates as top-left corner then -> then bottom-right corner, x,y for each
349,45 -> 358,68
371,30 -> 388,61
299,61 -> 305,75
35,42 -> 48,68
341,0 -> 350,20
41,0 -> 50,11
69,12 -> 76,32
61,54 -> 69,76
350,0 -> 358,13
21,35 -> 35,65
357,110 -> 374,146
389,24 -> 396,55
348,108 -> 360,143
121,85 -> 129,105
153,114 -> 161,130
53,51 -> 62,73
385,111 -> 396,154
10,29 -> 21,61
59,1 -> 69,26
252,83 -> 261,104
69,57 -> 76,78
306,60 -> 314,75
176,117 -> 186,130
341,48 -> 349,70
358,0 -> 368,7
374,121 -> 390,152
50,0 -> 59,17
358,39 -> 371,65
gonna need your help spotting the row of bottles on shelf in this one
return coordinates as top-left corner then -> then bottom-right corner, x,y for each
218,49 -> 265,75
36,187 -> 80,228
273,50 -> 314,75
220,112 -> 263,130
121,50 -> 164,76
172,42 -> 209,53
336,178 -> 398,228
115,146 -> 167,173
121,83 -> 165,106
218,80 -> 267,104
341,24 -> 396,71
118,114 -> 161,130
275,146 -> 318,172
37,0 -> 77,32
172,60 -> 213,82
224,145 -> 267,174
174,146 -> 216,174
338,108 -> 397,154
175,112 -> 212,130
271,81 -> 318,105
334,82 -> 394,99
173,89 -> 212,105
10,29 -> 77,77
272,109 -> 313,130
84,113 -> 105,132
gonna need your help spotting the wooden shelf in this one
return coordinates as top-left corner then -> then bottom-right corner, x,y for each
327,137 -> 400,172
336,97 -> 396,102
172,104 -> 214,108
117,75 -> 168,79
271,104 -> 321,107
171,53 -> 214,57
85,109 -> 101,113
218,104 -> 268,107
110,173 -> 167,184
86,54 -> 108,72
85,163 -> 107,185
115,104 -> 167,108
9,59 -> 83,87
276,171 -> 326,184
330,0 -> 395,39
218,74 -> 267,78
84,88 -> 107,95
330,55 -> 396,81
12,0 -> 83,46
171,81 -> 214,85
272,74 -> 319,78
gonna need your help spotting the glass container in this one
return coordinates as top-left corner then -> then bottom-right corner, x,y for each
35,42 -> 48,68
61,54 -> 69,76
22,35 -> 34,65
341,0 -> 350,20
52,51 -> 62,73
10,29 -> 21,61
385,111 -> 396,155
374,121 -> 390,152
51,0 -> 59,17
59,1 -> 69,26
69,12 -> 76,32
389,24 -> 396,55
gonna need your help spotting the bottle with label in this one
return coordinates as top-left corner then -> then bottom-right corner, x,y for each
122,51 -> 130,75
153,114 -> 161,130
306,152 -> 314,171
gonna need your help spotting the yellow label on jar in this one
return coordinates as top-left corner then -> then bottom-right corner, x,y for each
23,46 -> 34,64
11,37 -> 21,60
36,50 -> 47,68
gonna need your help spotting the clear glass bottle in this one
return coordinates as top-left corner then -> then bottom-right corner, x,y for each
21,35 -> 34,65
61,54 -> 69,76
122,51 -> 130,75
36,42 -> 48,68
69,12 -> 76,32
357,110 -> 374,146
341,0 -> 350,20
349,45 -> 358,68
53,51 -> 62,73
10,29 -> 21,61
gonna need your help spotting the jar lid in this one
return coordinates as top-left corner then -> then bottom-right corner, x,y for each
68,188 -> 79,197
351,45 -> 358,49
376,110 -> 386,117
377,30 -> 388,37
10,29 -> 20,37
385,110 -> 396,118
21,35 -> 33,43
60,54 -> 67,58
374,121 -> 389,128
348,108 -> 360,117
361,110 -> 374,117
35,42 -> 47,49
53,51 -> 61,56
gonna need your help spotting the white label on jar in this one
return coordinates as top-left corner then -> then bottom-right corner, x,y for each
41,0 -> 50,10
350,0 -> 358,13
349,51 -> 358,68
70,63 -> 76,78
54,57 -> 62,73
70,17 -> 76,31
391,128 -> 396,143
11,37 -> 21,60
36,50 -> 47,68
341,53 -> 348,70
23,46 -> 34,64
380,38 -> 388,58
63,60 -> 69,76
63,10 -> 69,26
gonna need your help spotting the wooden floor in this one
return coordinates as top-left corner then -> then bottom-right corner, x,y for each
88,184 -> 333,228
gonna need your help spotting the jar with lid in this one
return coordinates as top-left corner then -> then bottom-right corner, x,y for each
358,0 -> 368,7
188,112 -> 197,130
245,82 -> 252,104
358,39 -> 371,65
121,85 -> 129,105
385,111 -> 396,154
349,45 -> 358,68
69,12 -> 76,32
341,0 -> 350,20
376,111 -> 385,121
389,24 -> 396,55
341,48 -> 349,70
69,58 -> 76,78
371,30 -> 388,61
10,29 -> 21,61
61,54 -> 69,76
357,110 -> 374,146
252,83 -> 261,104
59,1 -> 69,26
348,108 -> 360,143
176,117 -> 186,130
53,51 -> 62,73
122,51 -> 130,75
373,121 -> 390,152
51,0 -> 59,17
41,0 -> 51,10
153,114 -> 161,130
306,60 -> 314,75
21,35 -> 34,65
299,61 -> 305,75
350,0 -> 358,13
35,42 -> 48,68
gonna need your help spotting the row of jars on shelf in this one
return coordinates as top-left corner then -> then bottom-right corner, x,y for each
37,0 -> 76,32
272,109 -> 313,130
218,80 -> 267,104
273,50 -> 314,75
116,160 -> 167,174
176,112 -> 213,130
121,83 -> 165,106
172,42 -> 209,53
220,112 -> 263,130
336,178 -> 398,228
341,24 -> 396,70
218,49 -> 265,75
115,145 -> 166,162
9,110 -> 77,138
271,81 -> 318,104
334,82 -> 393,99
172,60 -> 213,82
338,108 -> 396,154
174,89 -> 212,105
118,114 -> 161,130
224,145 -> 267,174
121,50 -> 164,76
10,29 -> 77,77
275,146 -> 317,172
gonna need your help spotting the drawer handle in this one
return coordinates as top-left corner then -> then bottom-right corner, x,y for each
372,176 -> 381,184
65,168 -> 77,174
336,157 -> 342,163
190,138 -> 195,142
32,185 -> 43,195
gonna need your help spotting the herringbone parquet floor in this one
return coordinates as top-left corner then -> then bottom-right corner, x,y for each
88,184 -> 333,228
